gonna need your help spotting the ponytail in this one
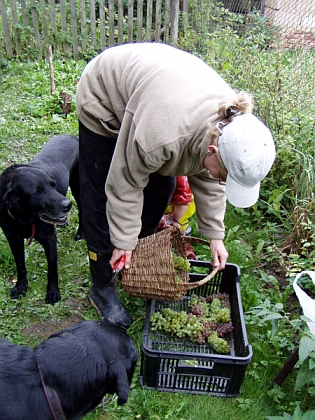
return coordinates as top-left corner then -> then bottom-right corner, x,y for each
209,91 -> 254,137
218,91 -> 253,119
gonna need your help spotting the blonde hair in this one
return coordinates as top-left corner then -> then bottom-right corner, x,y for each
217,91 -> 253,120
207,92 -> 254,179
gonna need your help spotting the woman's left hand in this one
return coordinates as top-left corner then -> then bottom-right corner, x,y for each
209,239 -> 228,271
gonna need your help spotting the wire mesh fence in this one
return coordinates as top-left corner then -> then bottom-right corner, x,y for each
176,1 -> 315,241
218,0 -> 264,14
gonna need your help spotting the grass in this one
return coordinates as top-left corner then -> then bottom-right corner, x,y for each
0,59 -> 314,420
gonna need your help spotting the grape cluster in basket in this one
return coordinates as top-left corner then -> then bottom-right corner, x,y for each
150,293 -> 234,354
172,250 -> 191,272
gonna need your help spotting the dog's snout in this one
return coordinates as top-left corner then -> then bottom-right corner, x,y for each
62,199 -> 72,213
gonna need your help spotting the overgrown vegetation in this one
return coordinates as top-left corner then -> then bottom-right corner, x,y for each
179,3 -> 315,260
0,1 -> 315,419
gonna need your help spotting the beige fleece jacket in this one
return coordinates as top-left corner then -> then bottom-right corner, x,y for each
76,43 -> 237,250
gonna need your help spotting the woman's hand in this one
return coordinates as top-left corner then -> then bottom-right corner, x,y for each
110,248 -> 133,269
210,239 -> 228,271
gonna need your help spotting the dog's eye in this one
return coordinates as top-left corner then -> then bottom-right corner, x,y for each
50,180 -> 57,188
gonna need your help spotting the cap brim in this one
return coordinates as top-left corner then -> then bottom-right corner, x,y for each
225,175 -> 260,208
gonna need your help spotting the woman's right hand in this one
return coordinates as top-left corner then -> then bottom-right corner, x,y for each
209,239 -> 228,271
110,248 -> 133,269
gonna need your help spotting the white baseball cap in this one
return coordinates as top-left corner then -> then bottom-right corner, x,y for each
219,113 -> 276,208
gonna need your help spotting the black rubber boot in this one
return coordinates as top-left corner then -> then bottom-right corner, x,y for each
87,250 -> 133,328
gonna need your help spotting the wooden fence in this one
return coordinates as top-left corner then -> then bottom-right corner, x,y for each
0,0 -> 191,61
2,0 -> 312,62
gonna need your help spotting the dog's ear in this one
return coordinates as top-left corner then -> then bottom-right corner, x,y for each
3,184 -> 20,213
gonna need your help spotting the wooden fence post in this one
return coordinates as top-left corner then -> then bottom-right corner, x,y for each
59,0 -> 70,55
49,0 -> 61,52
146,0 -> 153,41
118,0 -> 124,45
9,0 -> 21,56
109,0 -> 115,46
155,0 -> 162,42
128,0 -> 134,43
99,0 -> 106,50
70,0 -> 78,60
137,0 -> 143,42
164,0 -> 171,42
181,0 -> 189,34
39,0 -> 49,47
30,0 -> 42,60
171,0 -> 179,45
80,0 -> 87,52
48,45 -> 55,96
21,0 -> 32,59
90,0 -> 97,48
0,0 -> 12,57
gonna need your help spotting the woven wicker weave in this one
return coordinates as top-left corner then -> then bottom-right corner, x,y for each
121,227 -> 219,301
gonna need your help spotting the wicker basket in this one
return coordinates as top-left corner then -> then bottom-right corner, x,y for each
121,227 -> 219,301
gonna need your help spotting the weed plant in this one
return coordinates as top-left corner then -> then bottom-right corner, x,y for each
1,14 -> 315,420
178,2 -> 315,262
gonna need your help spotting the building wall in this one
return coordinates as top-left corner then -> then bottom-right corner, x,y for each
265,0 -> 315,48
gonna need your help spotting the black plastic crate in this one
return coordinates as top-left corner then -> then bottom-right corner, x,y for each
140,261 -> 253,398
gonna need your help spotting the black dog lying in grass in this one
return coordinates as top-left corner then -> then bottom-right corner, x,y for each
0,320 -> 138,420
0,134 -> 84,304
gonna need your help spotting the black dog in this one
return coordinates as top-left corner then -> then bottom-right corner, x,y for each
0,320 -> 138,420
0,134 -> 84,304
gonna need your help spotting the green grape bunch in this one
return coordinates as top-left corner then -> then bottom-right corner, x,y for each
172,250 -> 191,272
208,331 -> 230,354
149,293 -> 234,354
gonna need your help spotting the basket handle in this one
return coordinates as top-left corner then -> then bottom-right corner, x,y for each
185,265 -> 220,290
182,236 -> 211,246
182,235 -> 219,289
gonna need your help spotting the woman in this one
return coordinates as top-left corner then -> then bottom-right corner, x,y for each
76,42 -> 275,328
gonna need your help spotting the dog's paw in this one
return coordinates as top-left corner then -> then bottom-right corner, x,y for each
10,283 -> 28,299
45,288 -> 61,305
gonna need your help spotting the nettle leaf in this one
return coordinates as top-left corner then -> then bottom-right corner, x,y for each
271,318 -> 279,337
255,239 -> 264,257
295,360 -> 315,391
301,315 -> 314,324
307,386 -> 315,396
301,410 -> 315,420
292,404 -> 303,420
262,313 -> 283,322
280,404 -> 315,420
265,416 -> 293,420
254,309 -> 271,317
299,335 -> 315,363
309,354 -> 315,369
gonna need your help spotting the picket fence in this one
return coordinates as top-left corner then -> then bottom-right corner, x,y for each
0,0 -> 193,61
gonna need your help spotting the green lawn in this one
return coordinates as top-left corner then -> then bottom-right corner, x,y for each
0,59 -> 313,420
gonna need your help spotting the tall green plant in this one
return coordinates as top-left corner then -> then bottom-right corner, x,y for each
179,4 -> 315,255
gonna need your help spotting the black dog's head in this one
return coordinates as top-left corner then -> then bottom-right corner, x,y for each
35,320 -> 138,418
1,165 -> 72,225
